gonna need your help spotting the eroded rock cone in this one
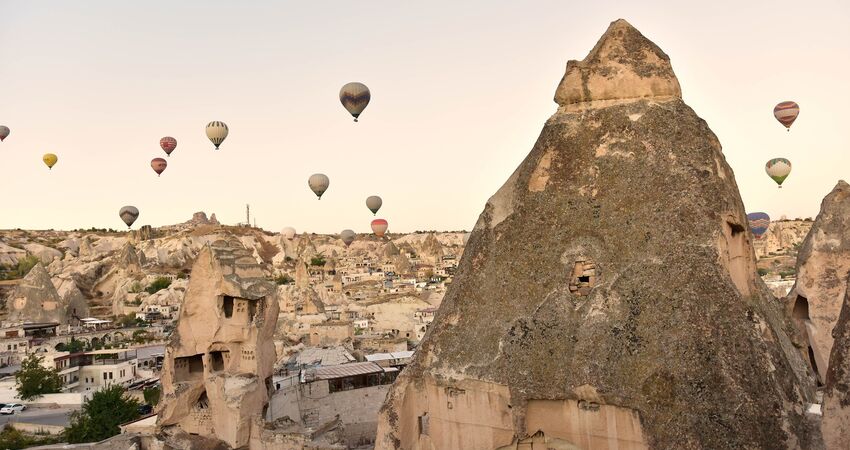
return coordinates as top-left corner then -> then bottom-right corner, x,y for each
5,262 -> 79,325
376,19 -> 818,449
785,180 -> 850,383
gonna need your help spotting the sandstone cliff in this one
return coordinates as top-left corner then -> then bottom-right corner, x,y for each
376,19 -> 818,450
785,181 -> 850,383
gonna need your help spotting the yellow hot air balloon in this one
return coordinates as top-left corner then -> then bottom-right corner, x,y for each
42,153 -> 58,170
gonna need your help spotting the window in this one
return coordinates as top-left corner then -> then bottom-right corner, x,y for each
222,296 -> 234,318
103,373 -> 108,380
109,372 -> 113,379
418,414 -> 430,436
570,259 -> 598,297
209,350 -> 229,372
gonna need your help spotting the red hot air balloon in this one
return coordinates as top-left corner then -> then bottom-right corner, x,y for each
160,136 -> 177,156
371,219 -> 388,237
151,158 -> 167,176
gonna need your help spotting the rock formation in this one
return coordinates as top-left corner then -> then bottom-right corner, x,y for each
157,236 -> 279,448
4,263 -> 86,325
823,276 -> 850,448
785,181 -> 850,384
376,19 -> 818,449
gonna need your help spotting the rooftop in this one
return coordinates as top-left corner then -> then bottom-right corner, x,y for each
308,361 -> 384,381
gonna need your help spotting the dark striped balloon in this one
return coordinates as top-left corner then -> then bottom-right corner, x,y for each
160,136 -> 177,156
151,157 -> 167,176
773,101 -> 799,130
339,82 -> 371,122
746,212 -> 770,239
206,121 -> 229,149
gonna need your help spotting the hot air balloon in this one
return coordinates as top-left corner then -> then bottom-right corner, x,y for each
339,82 -> 370,122
746,212 -> 771,239
340,229 -> 356,247
151,158 -> 167,176
206,121 -> 228,149
119,206 -> 139,229
773,101 -> 799,131
765,158 -> 792,188
308,174 -> 330,199
371,219 -> 388,237
0,126 -> 9,142
160,136 -> 177,157
42,153 -> 58,170
281,227 -> 296,240
366,196 -> 382,215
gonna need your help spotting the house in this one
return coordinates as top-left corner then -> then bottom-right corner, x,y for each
52,348 -> 139,392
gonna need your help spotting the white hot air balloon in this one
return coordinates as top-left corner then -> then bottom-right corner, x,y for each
206,121 -> 229,149
308,174 -> 330,199
281,227 -> 296,240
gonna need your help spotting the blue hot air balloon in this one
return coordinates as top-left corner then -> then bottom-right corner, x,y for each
747,212 -> 770,239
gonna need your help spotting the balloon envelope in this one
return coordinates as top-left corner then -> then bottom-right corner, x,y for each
206,121 -> 228,149
151,158 -> 167,176
42,153 -> 58,169
308,174 -> 330,199
339,82 -> 371,122
366,196 -> 382,215
119,206 -> 139,229
340,229 -> 356,247
765,158 -> 792,187
773,101 -> 800,129
0,126 -> 9,142
281,227 -> 296,240
371,219 -> 388,237
746,212 -> 771,239
160,136 -> 177,156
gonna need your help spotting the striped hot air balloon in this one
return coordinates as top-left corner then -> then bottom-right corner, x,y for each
773,101 -> 799,131
151,158 -> 167,176
160,136 -> 177,156
206,121 -> 228,149
339,82 -> 370,122
746,212 -> 771,239
0,126 -> 9,142
119,206 -> 139,229
765,158 -> 792,188
371,219 -> 388,237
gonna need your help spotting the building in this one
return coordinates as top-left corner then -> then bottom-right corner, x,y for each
364,350 -> 414,369
52,348 -> 138,392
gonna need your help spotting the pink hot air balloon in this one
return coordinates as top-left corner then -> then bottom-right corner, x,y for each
160,136 -> 177,156
151,158 -> 167,177
371,219 -> 388,237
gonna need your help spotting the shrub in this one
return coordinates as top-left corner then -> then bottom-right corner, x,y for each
274,274 -> 294,285
64,385 -> 139,443
310,255 -> 326,267
15,353 -> 63,400
145,277 -> 171,294
757,268 -> 769,276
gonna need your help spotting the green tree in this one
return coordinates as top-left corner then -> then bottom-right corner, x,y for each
15,353 -> 63,401
143,386 -> 161,406
310,254 -> 326,266
145,277 -> 172,294
274,273 -> 294,285
64,385 -> 140,443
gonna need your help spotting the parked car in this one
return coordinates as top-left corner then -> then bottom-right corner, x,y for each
137,404 -> 153,415
0,403 -> 26,414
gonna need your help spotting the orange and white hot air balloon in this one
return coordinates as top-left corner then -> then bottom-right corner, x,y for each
773,101 -> 799,131
371,219 -> 388,237
151,158 -> 167,176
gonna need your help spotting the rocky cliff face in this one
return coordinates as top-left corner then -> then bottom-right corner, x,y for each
4,263 -> 85,325
376,19 -> 818,450
823,276 -> 850,448
157,235 -> 279,448
785,181 -> 850,383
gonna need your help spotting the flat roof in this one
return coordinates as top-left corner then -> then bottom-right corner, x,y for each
310,361 -> 384,381
81,318 -> 112,324
22,322 -> 60,330
365,351 -> 414,362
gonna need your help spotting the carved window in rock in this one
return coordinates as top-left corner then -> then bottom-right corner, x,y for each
418,413 -> 430,436
190,391 -> 212,427
570,259 -> 598,296
222,296 -> 234,318
174,354 -> 205,382
209,350 -> 229,372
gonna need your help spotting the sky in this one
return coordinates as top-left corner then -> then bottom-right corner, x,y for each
1,1 -> 848,233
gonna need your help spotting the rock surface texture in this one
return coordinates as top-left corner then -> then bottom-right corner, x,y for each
157,236 -> 279,448
823,276 -> 850,449
785,181 -> 850,383
375,19 -> 819,450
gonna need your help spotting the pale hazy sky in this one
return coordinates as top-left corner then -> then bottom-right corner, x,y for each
1,1 -> 848,233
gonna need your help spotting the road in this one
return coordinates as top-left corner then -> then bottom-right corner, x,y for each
0,407 -> 77,428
